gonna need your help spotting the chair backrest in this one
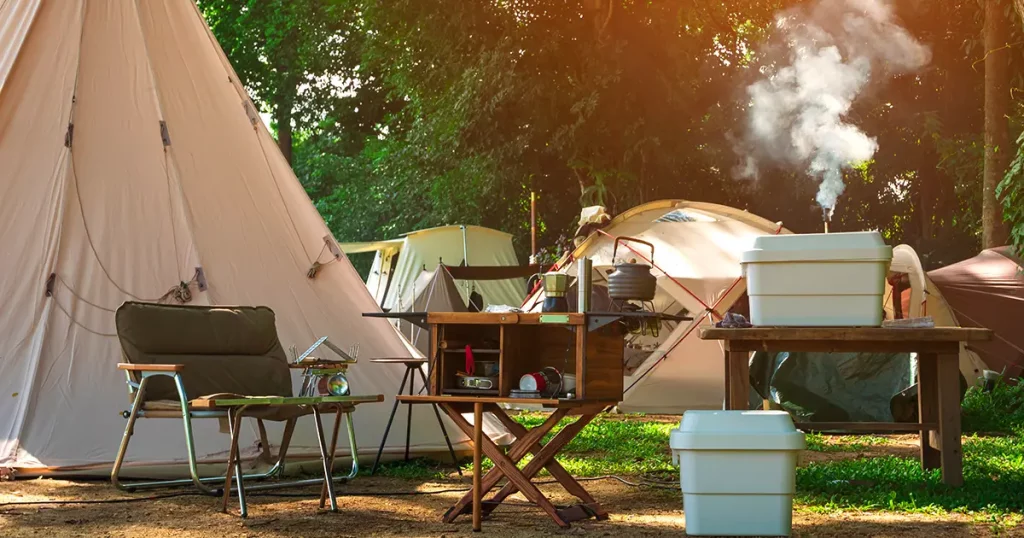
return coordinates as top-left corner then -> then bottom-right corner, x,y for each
115,301 -> 293,402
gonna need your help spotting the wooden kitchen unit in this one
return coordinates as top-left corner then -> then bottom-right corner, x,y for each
384,310 -> 683,531
427,312 -> 625,402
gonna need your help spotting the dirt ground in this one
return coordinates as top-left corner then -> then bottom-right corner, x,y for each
0,472 -> 1019,538
1,426 -> 1019,538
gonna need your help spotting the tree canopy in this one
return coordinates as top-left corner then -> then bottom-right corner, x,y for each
199,0 -> 1024,270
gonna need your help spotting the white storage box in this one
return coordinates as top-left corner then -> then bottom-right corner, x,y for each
741,231 -> 893,326
670,410 -> 805,537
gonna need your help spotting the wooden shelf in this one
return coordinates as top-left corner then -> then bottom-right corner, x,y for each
429,313 -> 624,402
444,388 -> 500,396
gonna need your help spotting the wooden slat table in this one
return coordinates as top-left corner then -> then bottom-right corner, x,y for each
699,327 -> 992,487
397,395 -> 615,531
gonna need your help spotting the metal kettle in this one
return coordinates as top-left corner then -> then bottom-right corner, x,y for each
607,236 -> 657,301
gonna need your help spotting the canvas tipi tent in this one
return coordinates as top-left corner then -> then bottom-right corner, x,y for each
522,200 -> 789,413
340,225 -> 527,313
0,0 -> 477,475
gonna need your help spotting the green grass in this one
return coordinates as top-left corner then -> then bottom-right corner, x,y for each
371,380 -> 1024,520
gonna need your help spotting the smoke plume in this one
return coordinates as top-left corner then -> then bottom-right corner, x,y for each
736,0 -> 930,219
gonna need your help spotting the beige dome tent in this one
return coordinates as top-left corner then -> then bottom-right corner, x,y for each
522,200 -> 789,413
340,225 -> 527,313
0,0 -> 476,475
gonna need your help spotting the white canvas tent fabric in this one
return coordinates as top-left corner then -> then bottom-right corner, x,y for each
0,0 -> 493,474
522,200 -> 788,414
341,225 -> 526,313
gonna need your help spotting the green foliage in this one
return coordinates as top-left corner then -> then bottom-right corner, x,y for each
370,410 -> 1024,518
199,0 -> 1024,266
999,129 -> 1024,257
962,377 -> 1024,434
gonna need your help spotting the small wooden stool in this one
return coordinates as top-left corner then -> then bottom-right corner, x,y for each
370,358 -> 462,476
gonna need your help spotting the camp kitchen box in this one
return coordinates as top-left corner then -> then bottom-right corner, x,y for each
741,231 -> 893,326
670,410 -> 805,537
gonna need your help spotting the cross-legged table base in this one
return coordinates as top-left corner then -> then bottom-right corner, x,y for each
399,395 -> 612,531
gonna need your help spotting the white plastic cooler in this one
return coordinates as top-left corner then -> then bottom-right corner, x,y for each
741,231 -> 893,326
670,410 -> 806,536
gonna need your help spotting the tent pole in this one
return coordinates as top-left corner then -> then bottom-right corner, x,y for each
460,225 -> 471,299
530,191 -> 537,263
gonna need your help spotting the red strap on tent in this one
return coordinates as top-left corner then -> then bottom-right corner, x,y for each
623,223 -> 785,395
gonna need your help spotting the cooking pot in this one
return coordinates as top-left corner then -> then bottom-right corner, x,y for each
607,236 -> 657,301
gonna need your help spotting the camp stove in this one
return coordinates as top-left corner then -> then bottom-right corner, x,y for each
293,337 -> 359,397
611,300 -> 660,337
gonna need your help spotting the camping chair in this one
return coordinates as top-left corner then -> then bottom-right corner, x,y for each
110,301 -> 383,517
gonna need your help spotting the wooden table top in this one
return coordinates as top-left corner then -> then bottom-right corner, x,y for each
397,394 -> 617,409
369,357 -> 428,364
700,327 -> 992,342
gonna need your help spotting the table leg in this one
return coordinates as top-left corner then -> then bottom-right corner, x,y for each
442,404 -> 569,528
727,350 -> 750,410
444,409 -> 566,522
416,367 -> 462,476
937,353 -> 964,487
486,412 -> 605,522
371,367 -> 411,475
473,402 -> 483,532
406,366 -> 414,462
917,354 -> 940,470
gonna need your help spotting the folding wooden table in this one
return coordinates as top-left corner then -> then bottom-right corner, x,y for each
699,327 -> 992,487
397,395 -> 614,530
377,311 -> 682,530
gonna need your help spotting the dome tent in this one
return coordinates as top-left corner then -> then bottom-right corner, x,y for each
522,200 -> 789,413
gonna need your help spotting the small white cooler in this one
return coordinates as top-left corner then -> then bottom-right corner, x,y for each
670,410 -> 805,537
741,230 -> 893,326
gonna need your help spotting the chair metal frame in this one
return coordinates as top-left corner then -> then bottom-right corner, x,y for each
110,336 -> 376,517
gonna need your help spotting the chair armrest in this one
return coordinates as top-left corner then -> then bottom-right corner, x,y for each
117,363 -> 184,372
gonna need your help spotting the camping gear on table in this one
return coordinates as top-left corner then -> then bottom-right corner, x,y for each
456,375 -> 498,390
295,338 -> 358,397
740,231 -> 893,326
576,256 -> 593,312
519,367 -> 563,397
538,272 -> 569,312
112,302 -> 384,518
670,410 -> 805,536
607,237 -> 657,302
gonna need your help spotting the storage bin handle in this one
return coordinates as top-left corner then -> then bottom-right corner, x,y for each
613,236 -> 655,265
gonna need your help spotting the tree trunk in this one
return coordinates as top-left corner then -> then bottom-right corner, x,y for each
1016,0 -> 1024,27
274,102 -> 293,165
983,0 -> 1012,248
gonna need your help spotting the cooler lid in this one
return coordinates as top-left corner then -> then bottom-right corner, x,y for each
669,410 -> 806,451
741,231 -> 892,263
676,410 -> 797,434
